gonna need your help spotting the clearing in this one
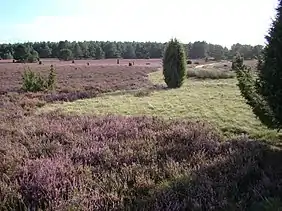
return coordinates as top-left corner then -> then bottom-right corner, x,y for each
41,66 -> 278,140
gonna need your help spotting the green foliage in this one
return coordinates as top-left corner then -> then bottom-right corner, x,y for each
14,44 -> 29,62
236,1 -> 282,130
236,66 -> 275,129
95,46 -> 104,59
0,41 -> 266,60
123,44 -> 136,59
73,43 -> 83,59
231,52 -> 244,70
22,68 -> 46,92
22,66 -> 56,92
104,42 -> 120,58
58,48 -> 73,61
162,38 -> 187,88
39,44 -> 52,58
212,44 -> 224,61
189,41 -> 208,59
27,50 -> 39,63
3,52 -> 13,59
230,43 -> 263,60
13,45 -> 40,63
47,65 -> 56,90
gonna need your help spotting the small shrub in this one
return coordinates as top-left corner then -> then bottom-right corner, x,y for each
22,68 -> 46,92
22,66 -> 57,92
187,68 -> 236,79
46,65 -> 56,90
129,62 -> 132,66
194,61 -> 200,65
187,60 -> 192,64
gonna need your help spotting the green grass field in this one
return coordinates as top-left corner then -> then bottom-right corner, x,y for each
41,69 -> 279,141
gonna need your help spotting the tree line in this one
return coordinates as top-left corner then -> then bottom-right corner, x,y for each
0,40 -> 264,62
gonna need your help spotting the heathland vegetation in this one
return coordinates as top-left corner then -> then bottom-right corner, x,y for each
1,1 -> 282,211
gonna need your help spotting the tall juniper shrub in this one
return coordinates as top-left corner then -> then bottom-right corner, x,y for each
236,0 -> 282,130
236,0 -> 282,131
162,38 -> 187,88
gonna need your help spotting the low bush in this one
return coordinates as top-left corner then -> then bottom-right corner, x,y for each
22,66 -> 56,92
187,60 -> 192,64
22,68 -> 46,92
187,68 -> 236,79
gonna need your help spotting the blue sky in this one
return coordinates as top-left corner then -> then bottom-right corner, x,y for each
0,0 -> 278,47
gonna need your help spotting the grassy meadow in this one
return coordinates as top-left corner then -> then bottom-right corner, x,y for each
41,67 -> 279,141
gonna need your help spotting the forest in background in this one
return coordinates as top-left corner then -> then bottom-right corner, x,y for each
0,40 -> 264,61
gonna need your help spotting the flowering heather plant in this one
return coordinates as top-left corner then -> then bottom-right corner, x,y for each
0,109 -> 281,210
0,92 -> 282,210
0,64 -> 157,103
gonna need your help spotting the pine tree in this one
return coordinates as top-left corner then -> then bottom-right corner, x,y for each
236,0 -> 282,130
14,44 -> 29,62
162,38 -> 187,88
58,49 -> 72,61
95,46 -> 104,59
73,43 -> 83,59
123,44 -> 136,59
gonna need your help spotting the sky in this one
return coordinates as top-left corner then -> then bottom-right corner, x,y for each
0,0 -> 278,47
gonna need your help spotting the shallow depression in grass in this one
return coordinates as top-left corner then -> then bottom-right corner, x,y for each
41,71 -> 277,139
